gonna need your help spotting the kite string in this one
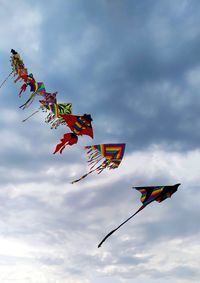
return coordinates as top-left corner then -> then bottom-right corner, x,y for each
0,71 -> 14,90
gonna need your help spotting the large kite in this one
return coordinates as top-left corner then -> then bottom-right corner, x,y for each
98,183 -> 180,248
71,143 -> 126,183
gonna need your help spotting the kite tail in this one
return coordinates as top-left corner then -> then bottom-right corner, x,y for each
98,204 -> 146,248
71,168 -> 97,184
22,109 -> 40,122
0,71 -> 14,89
56,141 -> 69,154
19,92 -> 37,109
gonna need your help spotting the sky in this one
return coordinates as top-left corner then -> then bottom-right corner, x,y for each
0,0 -> 200,282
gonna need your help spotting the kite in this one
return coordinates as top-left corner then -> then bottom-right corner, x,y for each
39,92 -> 57,107
98,183 -> 180,248
44,102 -> 72,129
71,143 -> 126,183
19,79 -> 46,109
22,92 -> 59,123
10,49 -> 26,77
53,114 -> 94,154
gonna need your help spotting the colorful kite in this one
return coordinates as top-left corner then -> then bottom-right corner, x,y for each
98,183 -> 180,247
19,78 -> 46,109
71,143 -> 126,183
44,103 -> 72,129
54,114 -> 94,154
10,49 -> 26,78
39,92 -> 58,107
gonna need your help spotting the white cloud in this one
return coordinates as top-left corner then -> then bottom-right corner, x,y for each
0,147 -> 199,282
0,0 -> 42,55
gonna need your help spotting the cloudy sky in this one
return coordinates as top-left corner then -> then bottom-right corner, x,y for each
0,0 -> 200,282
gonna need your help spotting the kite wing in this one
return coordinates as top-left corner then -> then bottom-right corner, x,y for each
61,114 -> 93,138
135,186 -> 165,206
71,143 -> 126,183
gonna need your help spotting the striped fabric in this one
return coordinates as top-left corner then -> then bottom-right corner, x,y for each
85,143 -> 126,171
61,114 -> 93,138
73,116 -> 92,135
47,103 -> 72,117
135,186 -> 164,205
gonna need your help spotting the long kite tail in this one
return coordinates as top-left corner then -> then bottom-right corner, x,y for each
22,109 -> 40,122
71,168 -> 96,184
0,71 -> 14,89
19,91 -> 37,109
98,204 -> 146,248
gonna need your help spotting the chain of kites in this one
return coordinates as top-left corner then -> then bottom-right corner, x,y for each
0,49 -> 180,247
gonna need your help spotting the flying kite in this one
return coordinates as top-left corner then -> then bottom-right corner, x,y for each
53,114 -> 94,154
10,49 -> 26,79
98,183 -> 180,248
71,143 -> 126,183
44,102 -> 72,129
19,76 -> 46,109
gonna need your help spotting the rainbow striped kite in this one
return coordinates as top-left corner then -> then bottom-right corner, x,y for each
71,143 -> 126,183
98,183 -> 180,247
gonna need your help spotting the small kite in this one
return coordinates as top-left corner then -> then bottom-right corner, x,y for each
44,102 -> 72,129
19,78 -> 46,109
22,92 -> 59,123
39,92 -> 57,107
53,114 -> 94,154
98,183 -> 180,248
71,143 -> 126,183
10,49 -> 26,77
